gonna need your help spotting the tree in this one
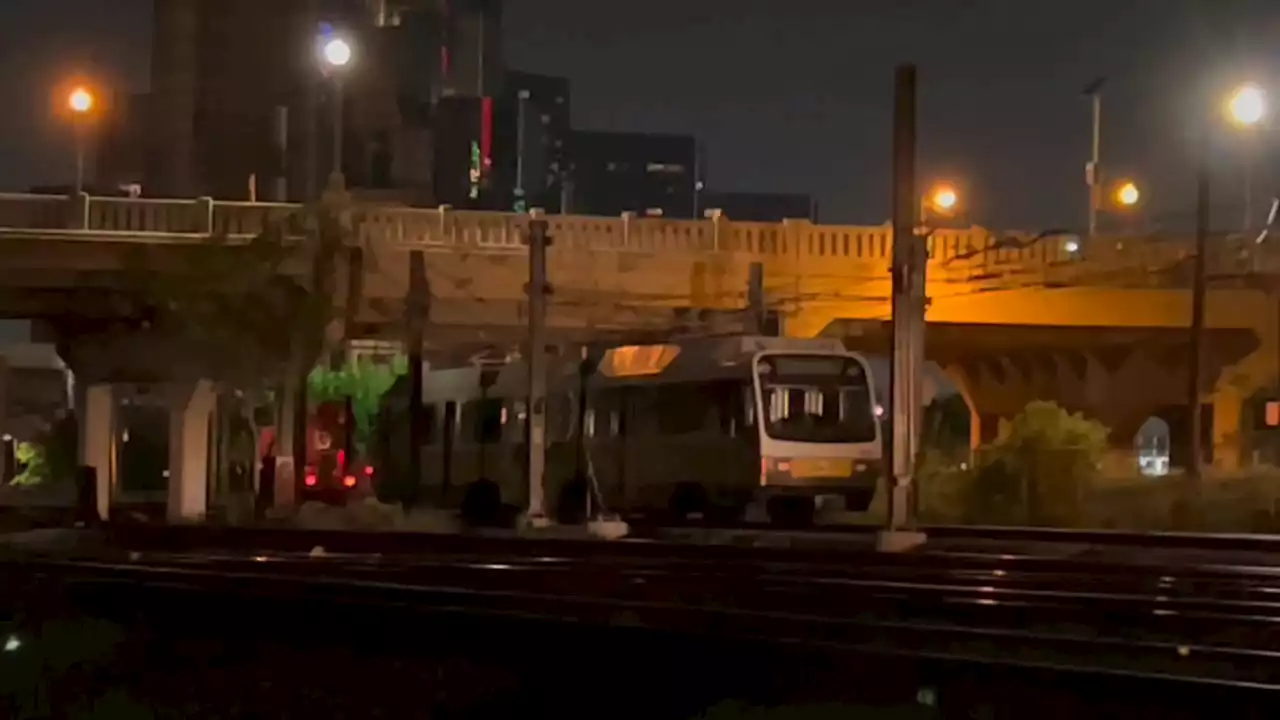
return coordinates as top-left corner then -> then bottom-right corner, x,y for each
307,355 -> 408,455
965,401 -> 1109,526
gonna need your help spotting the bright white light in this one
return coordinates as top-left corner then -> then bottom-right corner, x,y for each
4,635 -> 21,652
1228,84 -> 1267,126
933,188 -> 957,210
322,38 -> 353,68
875,404 -> 885,418
1064,239 -> 1081,254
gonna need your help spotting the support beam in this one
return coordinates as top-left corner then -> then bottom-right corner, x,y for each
166,380 -> 216,523
78,383 -> 115,521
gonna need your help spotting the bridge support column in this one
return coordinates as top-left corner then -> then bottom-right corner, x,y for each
78,383 -> 115,521
1212,386 -> 1245,471
166,380 -> 216,523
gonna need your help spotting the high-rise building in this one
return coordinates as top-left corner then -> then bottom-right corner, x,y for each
566,131 -> 698,218
698,190 -> 817,222
439,0 -> 504,99
110,0 -> 504,203
432,95 -> 493,207
490,71 -> 570,213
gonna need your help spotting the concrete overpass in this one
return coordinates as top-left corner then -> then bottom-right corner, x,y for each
1,191 -> 1277,517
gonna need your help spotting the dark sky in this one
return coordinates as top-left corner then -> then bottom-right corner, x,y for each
1,0 -> 1277,230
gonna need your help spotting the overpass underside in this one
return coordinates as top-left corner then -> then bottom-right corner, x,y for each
825,319 -> 1260,468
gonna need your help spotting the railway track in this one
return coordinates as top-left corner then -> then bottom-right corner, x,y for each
9,533 -> 1280,690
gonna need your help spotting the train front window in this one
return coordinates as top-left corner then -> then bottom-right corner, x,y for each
756,355 -> 876,443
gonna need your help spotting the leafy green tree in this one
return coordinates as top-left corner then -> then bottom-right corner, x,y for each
306,355 -> 408,454
965,401 -> 1109,526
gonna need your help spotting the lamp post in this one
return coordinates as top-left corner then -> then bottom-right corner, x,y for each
319,36 -> 353,189
1083,77 -> 1107,239
1115,180 -> 1140,208
67,87 -> 95,195
1227,83 -> 1267,232
1187,83 -> 1268,480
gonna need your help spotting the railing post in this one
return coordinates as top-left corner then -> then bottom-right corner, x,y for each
437,204 -> 451,245
706,208 -> 724,252
621,211 -> 635,250
195,196 -> 214,235
68,192 -> 89,230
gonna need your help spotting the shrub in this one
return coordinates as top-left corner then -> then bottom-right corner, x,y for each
964,401 -> 1109,526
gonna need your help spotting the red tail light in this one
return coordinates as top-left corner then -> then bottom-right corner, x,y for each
342,475 -> 357,488
363,465 -> 374,476
304,474 -> 318,487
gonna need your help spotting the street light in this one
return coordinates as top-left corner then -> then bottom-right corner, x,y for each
930,186 -> 957,212
1187,82 -> 1270,481
1114,180 -> 1140,207
322,37 -> 352,69
67,86 -> 95,195
318,35 -> 354,189
1227,83 -> 1267,127
922,184 -> 959,227
1226,83 -> 1267,233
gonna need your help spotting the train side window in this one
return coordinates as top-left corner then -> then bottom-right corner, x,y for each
507,400 -> 528,442
655,383 -> 714,435
467,398 -> 504,444
422,403 -> 438,445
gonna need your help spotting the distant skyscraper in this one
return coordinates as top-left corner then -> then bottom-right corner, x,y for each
699,190 -> 817,222
491,71 -> 570,213
440,0 -> 504,98
110,0 -> 489,203
566,131 -> 697,218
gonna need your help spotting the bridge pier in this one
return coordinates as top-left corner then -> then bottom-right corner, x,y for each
166,380 -> 217,523
77,383 -> 115,521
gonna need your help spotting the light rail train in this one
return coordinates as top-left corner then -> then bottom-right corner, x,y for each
373,335 -> 882,524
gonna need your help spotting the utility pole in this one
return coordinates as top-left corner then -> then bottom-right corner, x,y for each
525,210 -> 552,526
1187,133 -> 1210,482
1084,77 -> 1106,239
879,63 -> 927,552
406,249 -> 428,510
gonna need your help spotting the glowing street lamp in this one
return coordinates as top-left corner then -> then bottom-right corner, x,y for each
66,86 -> 95,195
318,35 -> 354,189
1227,83 -> 1267,127
322,37 -> 352,69
68,87 -> 94,114
921,184 -> 959,229
1114,180 -> 1140,207
930,186 -> 957,212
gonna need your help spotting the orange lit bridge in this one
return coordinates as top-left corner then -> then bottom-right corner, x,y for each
1,192 -> 1277,481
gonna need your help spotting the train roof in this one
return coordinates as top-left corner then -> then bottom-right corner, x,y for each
386,336 -> 864,402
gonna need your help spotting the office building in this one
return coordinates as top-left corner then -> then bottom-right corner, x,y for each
566,131 -> 698,218
489,71 -> 570,213
699,190 -> 817,222
105,0 -> 504,203
432,95 -> 493,207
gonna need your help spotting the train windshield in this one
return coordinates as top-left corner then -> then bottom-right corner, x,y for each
755,354 -> 877,444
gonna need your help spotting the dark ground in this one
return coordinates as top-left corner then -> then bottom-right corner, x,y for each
0,565 -> 1275,719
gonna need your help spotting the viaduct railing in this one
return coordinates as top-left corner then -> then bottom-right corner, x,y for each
0,192 -> 1274,288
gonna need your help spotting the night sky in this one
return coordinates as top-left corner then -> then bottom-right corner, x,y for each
1,0 -> 1276,230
